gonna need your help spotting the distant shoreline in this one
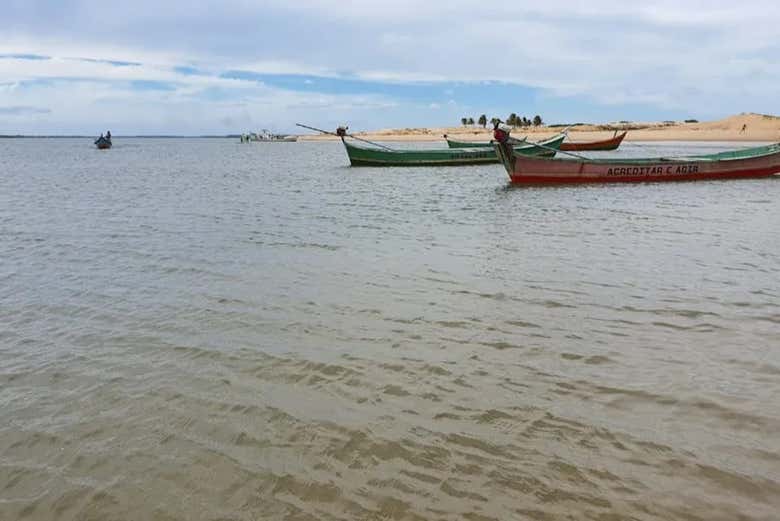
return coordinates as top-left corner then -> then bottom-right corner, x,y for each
0,135 -> 240,139
4,113 -> 779,142
300,113 -> 780,143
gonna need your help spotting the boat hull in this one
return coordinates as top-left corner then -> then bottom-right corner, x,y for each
346,146 -> 504,167
344,134 -> 565,167
95,137 -> 112,149
560,131 -> 627,151
495,143 -> 780,184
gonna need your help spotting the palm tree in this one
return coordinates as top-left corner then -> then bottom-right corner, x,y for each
533,115 -> 543,126
478,114 -> 487,128
461,117 -> 468,126
467,117 -> 475,126
507,113 -> 517,127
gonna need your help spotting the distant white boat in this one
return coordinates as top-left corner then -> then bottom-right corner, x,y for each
240,130 -> 297,143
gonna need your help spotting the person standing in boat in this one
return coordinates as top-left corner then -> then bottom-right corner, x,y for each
493,120 -> 510,143
106,131 -> 112,140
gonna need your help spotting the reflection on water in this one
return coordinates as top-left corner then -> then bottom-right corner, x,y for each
1,138 -> 779,520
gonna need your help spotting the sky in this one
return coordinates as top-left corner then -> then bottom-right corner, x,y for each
1,0 -> 779,135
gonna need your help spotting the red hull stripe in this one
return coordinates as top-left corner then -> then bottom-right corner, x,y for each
510,167 -> 780,184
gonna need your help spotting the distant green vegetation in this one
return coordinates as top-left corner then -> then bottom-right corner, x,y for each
684,119 -> 699,123
461,114 -> 544,128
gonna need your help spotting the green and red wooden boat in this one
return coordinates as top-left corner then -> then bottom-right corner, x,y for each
339,132 -> 566,167
446,130 -> 628,152
494,141 -> 780,185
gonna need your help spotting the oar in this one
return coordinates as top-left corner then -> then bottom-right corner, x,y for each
295,123 -> 396,151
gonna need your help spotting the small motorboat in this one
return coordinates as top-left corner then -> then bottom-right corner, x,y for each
95,135 -> 112,150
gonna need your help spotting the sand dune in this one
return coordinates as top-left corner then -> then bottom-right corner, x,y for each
300,113 -> 780,142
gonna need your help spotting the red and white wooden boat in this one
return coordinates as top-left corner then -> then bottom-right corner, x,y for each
560,131 -> 627,151
494,140 -> 780,185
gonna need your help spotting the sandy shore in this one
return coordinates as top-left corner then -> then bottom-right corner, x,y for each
299,113 -> 780,143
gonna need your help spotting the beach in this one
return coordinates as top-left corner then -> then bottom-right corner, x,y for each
300,112 -> 780,142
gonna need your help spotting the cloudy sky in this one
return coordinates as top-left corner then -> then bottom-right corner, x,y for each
1,1 -> 778,135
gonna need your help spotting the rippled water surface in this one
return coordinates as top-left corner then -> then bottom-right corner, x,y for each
1,138 -> 779,520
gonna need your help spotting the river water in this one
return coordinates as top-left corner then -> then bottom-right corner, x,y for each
1,138 -> 779,520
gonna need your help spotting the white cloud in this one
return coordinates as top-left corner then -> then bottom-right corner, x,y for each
1,1 -> 779,132
356,70 -> 449,83
0,58 -> 405,134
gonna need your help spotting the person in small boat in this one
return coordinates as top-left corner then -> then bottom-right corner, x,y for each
106,131 -> 112,140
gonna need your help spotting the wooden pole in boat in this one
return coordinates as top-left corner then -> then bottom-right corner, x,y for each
513,136 -> 591,161
295,123 -> 396,151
